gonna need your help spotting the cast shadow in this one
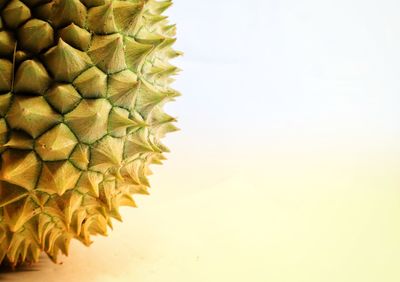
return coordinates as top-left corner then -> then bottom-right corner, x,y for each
0,254 -> 48,281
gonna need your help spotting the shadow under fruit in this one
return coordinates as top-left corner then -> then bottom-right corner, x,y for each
0,0 -> 181,267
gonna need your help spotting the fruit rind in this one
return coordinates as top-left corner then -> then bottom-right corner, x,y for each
0,0 -> 180,267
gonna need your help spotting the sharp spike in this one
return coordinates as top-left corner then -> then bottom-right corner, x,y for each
87,2 -> 117,34
14,60 -> 51,95
18,19 -> 54,53
45,83 -> 82,114
58,23 -> 91,51
64,99 -> 112,144
90,135 -> 124,173
1,0 -> 31,29
35,123 -> 78,161
69,144 -> 90,170
49,0 -> 87,28
88,34 -> 126,73
107,69 -> 138,110
44,39 -> 92,82
73,66 -> 107,98
37,161 -> 81,196
0,150 -> 41,191
6,96 -> 61,138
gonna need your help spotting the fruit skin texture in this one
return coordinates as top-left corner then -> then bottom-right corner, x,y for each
0,0 -> 180,267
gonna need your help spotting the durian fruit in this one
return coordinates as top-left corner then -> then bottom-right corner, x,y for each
0,0 -> 180,267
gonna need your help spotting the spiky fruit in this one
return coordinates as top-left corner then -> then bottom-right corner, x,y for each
0,0 -> 180,267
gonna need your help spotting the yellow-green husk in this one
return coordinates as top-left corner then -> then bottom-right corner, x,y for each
0,0 -> 180,266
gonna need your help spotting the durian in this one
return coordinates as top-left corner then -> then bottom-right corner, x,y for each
0,0 -> 180,267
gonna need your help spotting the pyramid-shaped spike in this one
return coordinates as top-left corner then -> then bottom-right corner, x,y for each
147,105 -> 176,126
0,150 -> 40,191
45,83 -> 81,114
4,198 -> 40,232
71,208 -> 86,237
44,39 -> 92,82
154,122 -> 179,138
29,244 -> 42,263
0,30 -> 16,56
28,190 -> 51,208
107,69 -> 138,110
117,193 -> 137,208
19,239 -> 32,262
45,228 -> 62,255
46,236 -> 61,263
18,19 -> 54,53
107,205 -> 122,222
38,214 -> 55,247
64,191 -> 82,228
120,158 -> 150,188
115,179 -> 134,193
146,63 -> 180,86
1,0 -> 31,29
73,66 -> 107,98
58,23 -> 91,51
99,180 -> 115,210
80,214 -> 107,244
6,96 -> 61,138
49,0 -> 87,28
148,0 -> 172,15
6,232 -> 24,263
148,152 -> 165,165
147,130 -> 169,152
69,144 -> 89,170
158,36 -> 178,49
89,214 -> 108,235
88,34 -> 126,73
113,1 -> 144,36
165,46 -> 183,59
14,60 -> 51,95
87,2 -> 117,34
57,234 -> 72,256
108,107 -> 138,137
0,182 -> 29,208
33,1 -> 52,20
37,161 -> 81,196
0,59 -> 12,92
124,36 -> 153,70
80,193 -> 100,208
146,14 -> 168,29
41,200 -> 66,219
90,135 -> 124,173
0,93 -> 12,117
76,171 -> 103,197
64,98 -> 112,144
35,123 -> 78,161
135,79 -> 170,118
3,131 -> 33,150
130,110 -> 147,126
123,128 -> 155,159
135,27 -> 165,45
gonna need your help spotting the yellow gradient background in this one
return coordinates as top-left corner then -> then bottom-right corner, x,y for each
3,0 -> 400,281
